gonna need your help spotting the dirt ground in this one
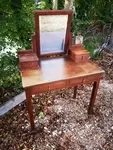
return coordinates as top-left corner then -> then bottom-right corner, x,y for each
0,52 -> 113,150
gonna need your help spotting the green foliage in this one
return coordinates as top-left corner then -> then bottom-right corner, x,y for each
74,0 -> 113,24
0,52 -> 21,88
0,0 -> 54,104
71,16 -> 91,35
58,0 -> 64,9
1,0 -> 113,50
83,35 -> 103,58
72,0 -> 113,35
35,0 -> 52,10
92,0 -> 113,24
0,51 -> 22,104
0,0 -> 34,49
72,0 -> 113,58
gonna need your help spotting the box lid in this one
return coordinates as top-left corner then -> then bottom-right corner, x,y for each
71,49 -> 89,55
19,53 -> 39,63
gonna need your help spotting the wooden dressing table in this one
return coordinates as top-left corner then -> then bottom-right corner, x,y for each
18,10 -> 104,130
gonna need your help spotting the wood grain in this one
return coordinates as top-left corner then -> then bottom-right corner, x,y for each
21,57 -> 104,88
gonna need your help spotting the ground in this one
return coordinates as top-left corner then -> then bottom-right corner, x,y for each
0,52 -> 113,150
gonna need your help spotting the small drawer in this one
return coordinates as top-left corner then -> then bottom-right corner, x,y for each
75,55 -> 89,62
75,55 -> 83,62
83,55 -> 89,60
49,81 -> 68,90
21,62 -> 39,70
31,84 -> 48,94
70,77 -> 83,86
69,49 -> 89,63
83,75 -> 98,84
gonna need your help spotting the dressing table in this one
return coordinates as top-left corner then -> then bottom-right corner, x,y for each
17,10 -> 104,130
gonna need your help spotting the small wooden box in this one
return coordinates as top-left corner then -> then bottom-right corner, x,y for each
69,49 -> 89,63
18,51 -> 39,70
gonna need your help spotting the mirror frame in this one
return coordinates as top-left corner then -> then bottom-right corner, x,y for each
34,10 -> 72,58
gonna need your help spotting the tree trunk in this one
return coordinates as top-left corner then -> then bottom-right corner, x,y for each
53,0 -> 57,10
99,23 -> 113,53
105,32 -> 113,52
64,0 -> 74,9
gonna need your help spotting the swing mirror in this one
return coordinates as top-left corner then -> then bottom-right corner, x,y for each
39,15 -> 68,54
34,10 -> 72,56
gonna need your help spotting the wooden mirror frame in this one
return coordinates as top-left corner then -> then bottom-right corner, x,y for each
33,10 -> 73,58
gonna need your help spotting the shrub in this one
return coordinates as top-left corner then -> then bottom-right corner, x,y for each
0,51 -> 22,104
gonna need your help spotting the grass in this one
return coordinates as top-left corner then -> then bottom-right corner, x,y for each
83,35 -> 103,59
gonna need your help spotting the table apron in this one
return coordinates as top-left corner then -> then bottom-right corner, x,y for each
30,74 -> 102,95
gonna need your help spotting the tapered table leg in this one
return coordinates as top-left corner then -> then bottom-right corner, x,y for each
88,80 -> 100,114
73,86 -> 77,98
25,88 -> 35,130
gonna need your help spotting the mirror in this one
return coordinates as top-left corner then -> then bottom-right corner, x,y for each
39,15 -> 68,54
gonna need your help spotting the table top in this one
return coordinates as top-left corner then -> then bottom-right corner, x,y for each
21,57 -> 104,88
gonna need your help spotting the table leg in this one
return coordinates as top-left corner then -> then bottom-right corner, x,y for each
88,80 -> 100,114
73,86 -> 77,98
25,88 -> 35,130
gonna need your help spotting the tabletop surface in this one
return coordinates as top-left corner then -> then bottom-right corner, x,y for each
21,57 -> 104,88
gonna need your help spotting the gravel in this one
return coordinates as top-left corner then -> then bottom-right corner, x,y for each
0,79 -> 113,150
0,52 -> 113,150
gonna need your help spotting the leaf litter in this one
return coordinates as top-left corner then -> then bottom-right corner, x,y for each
0,52 -> 113,150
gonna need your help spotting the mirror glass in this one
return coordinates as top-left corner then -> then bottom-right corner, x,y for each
39,15 -> 68,54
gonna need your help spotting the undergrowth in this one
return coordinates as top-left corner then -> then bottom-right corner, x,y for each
0,51 -> 22,105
